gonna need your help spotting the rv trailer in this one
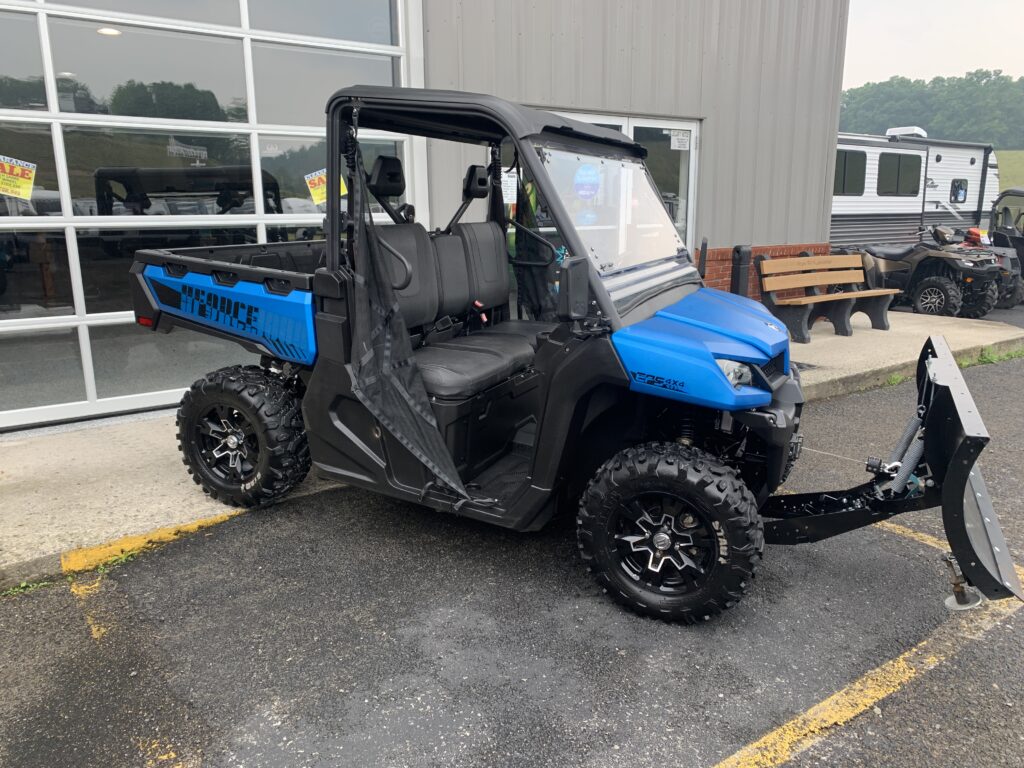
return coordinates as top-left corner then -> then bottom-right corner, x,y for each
830,128 -> 1000,248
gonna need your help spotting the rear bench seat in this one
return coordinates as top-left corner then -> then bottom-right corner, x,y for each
377,222 -> 537,399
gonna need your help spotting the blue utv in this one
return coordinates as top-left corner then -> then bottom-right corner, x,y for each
130,87 -> 1021,622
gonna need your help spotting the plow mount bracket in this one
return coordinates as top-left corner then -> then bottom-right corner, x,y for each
762,336 -> 1022,602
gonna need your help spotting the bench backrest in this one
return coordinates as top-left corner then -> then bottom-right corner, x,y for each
758,253 -> 864,292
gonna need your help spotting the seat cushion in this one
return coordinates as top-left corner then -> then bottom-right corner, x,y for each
415,334 -> 532,399
475,320 -> 557,349
865,244 -> 916,261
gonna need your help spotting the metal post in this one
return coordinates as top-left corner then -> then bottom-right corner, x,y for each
730,245 -> 752,297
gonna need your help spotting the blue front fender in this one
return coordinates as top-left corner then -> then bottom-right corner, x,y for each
611,287 -> 789,411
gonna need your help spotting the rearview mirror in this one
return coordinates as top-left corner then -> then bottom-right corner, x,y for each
557,255 -> 590,321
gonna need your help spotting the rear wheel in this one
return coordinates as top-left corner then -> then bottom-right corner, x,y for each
958,281 -> 998,319
177,365 -> 309,508
577,442 -> 762,622
912,276 -> 962,316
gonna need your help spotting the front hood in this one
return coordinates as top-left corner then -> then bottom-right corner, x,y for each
653,287 -> 789,361
611,287 -> 790,411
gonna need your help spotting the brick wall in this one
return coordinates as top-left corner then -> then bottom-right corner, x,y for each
701,243 -> 830,301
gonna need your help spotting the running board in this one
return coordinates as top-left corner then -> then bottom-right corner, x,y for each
762,336 -> 1023,602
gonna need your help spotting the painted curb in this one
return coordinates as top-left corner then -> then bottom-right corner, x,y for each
1,511 -> 242,592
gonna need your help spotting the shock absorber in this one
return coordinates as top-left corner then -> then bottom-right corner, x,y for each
677,415 -> 696,447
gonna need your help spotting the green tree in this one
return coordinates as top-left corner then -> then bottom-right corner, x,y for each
840,70 -> 1024,149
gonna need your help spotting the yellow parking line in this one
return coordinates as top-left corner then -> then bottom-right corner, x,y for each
60,510 -> 242,574
716,519 -> 1023,768
715,597 -> 1021,768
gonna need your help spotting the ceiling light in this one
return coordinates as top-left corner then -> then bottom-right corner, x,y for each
96,26 -> 122,36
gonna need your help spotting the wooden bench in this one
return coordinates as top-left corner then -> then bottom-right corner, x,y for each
755,252 -> 900,343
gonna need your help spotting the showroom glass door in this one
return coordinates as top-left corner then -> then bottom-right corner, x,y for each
626,118 -> 697,249
558,113 -> 698,251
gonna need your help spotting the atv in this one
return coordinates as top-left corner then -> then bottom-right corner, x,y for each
959,226 -> 1023,310
988,187 -> 1024,308
129,86 -> 1022,621
861,225 -> 1002,318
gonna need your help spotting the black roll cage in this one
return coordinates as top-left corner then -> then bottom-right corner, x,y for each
323,89 -> 648,330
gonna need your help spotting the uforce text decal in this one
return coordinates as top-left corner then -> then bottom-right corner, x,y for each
632,371 -> 685,392
180,284 -> 261,334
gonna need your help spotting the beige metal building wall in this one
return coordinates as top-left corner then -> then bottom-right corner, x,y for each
420,0 -> 849,253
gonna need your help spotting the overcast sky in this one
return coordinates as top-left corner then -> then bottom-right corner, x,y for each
843,0 -> 1024,89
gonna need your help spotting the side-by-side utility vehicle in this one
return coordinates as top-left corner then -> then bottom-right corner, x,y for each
130,87 -> 1021,621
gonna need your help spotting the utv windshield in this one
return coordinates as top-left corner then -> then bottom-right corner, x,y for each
536,145 -> 686,275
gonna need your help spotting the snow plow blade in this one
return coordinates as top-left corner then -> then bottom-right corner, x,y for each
763,335 -> 1023,602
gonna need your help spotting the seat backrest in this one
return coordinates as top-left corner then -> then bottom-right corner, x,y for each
452,222 -> 510,311
431,232 -> 472,317
757,253 -> 865,292
376,223 -> 438,329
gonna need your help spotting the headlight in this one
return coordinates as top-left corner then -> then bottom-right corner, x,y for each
959,260 -> 975,267
716,359 -> 753,388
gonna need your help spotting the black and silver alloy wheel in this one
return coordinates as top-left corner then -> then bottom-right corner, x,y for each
911,276 -> 962,316
577,442 -> 763,622
178,365 -> 310,508
917,286 -> 946,313
612,496 -> 718,595
195,404 -> 260,484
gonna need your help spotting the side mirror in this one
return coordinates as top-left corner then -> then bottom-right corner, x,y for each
557,255 -> 590,321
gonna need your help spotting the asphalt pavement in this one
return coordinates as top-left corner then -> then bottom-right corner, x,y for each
1,360 -> 1022,768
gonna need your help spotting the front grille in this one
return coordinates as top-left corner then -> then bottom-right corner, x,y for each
760,352 -> 786,380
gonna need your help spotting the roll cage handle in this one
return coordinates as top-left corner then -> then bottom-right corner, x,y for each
376,234 -> 413,291
507,219 -> 560,267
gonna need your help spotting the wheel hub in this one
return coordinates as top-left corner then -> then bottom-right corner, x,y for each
196,408 -> 257,481
616,510 -> 703,575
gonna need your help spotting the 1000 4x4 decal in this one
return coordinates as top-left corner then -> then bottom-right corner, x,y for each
632,371 -> 685,392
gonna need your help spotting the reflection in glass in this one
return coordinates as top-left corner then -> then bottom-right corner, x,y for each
49,19 -> 246,121
0,231 -> 75,319
0,328 -> 85,409
266,225 -> 325,243
0,12 -> 46,110
0,123 -> 63,216
52,0 -> 240,26
248,0 -> 396,45
252,42 -> 394,126
77,227 -> 257,314
63,126 -> 251,217
91,323 -> 256,399
259,135 -> 399,214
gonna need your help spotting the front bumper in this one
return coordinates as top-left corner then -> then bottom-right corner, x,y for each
733,368 -> 804,494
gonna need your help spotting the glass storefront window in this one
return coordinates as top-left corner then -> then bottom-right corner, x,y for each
259,135 -> 400,214
77,226 -> 257,313
0,12 -> 46,111
251,42 -> 395,126
248,0 -> 396,45
63,127 -> 252,217
0,123 -> 62,217
48,0 -> 240,27
49,19 -> 247,122
91,323 -> 255,399
0,328 -> 85,409
0,230 -> 75,319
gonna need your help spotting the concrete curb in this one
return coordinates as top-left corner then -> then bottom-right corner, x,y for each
1,510 -> 242,592
801,337 -> 1024,402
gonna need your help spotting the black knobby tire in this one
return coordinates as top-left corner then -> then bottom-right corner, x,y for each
177,365 -> 310,508
958,281 -> 998,319
996,276 -> 1023,310
912,276 -> 962,316
577,442 -> 763,623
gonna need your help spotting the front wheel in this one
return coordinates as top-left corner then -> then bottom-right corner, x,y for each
996,276 -> 1023,310
177,365 -> 310,508
958,281 -> 998,319
577,443 -> 763,622
912,276 -> 962,316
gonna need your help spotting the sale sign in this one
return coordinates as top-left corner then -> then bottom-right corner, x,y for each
304,168 -> 347,206
0,154 -> 37,201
